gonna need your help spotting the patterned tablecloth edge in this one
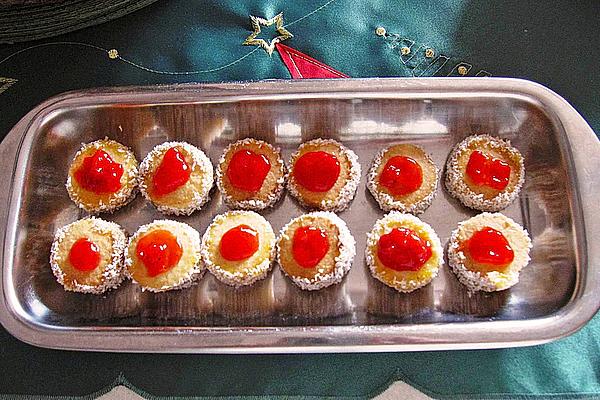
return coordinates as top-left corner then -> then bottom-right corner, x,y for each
1,372 -> 599,400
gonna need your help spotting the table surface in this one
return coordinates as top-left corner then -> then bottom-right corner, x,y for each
0,0 -> 598,398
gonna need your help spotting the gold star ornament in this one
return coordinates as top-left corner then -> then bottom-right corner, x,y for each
243,13 -> 293,56
0,77 -> 17,95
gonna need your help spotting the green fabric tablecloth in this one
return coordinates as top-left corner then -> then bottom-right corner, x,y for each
0,0 -> 598,398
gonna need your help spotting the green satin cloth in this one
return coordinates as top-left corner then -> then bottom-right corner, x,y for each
0,0 -> 599,398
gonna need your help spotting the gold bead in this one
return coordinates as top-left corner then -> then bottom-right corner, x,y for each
457,65 -> 468,75
375,26 -> 386,36
400,46 -> 411,55
425,48 -> 435,58
107,49 -> 119,59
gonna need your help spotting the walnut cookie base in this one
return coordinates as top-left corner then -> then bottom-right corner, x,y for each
216,138 -> 286,210
50,217 -> 127,294
139,141 -> 214,216
287,139 -> 361,212
447,212 -> 532,293
277,211 -> 356,291
445,134 -> 524,212
367,143 -> 439,214
66,138 -> 139,214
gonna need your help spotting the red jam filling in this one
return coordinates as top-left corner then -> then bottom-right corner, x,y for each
74,149 -> 124,194
152,147 -> 191,196
293,151 -> 340,192
377,228 -> 432,272
136,230 -> 183,277
466,150 -> 511,190
467,227 -> 514,266
292,226 -> 330,269
219,224 -> 259,261
68,238 -> 101,272
226,149 -> 271,192
379,156 -> 423,196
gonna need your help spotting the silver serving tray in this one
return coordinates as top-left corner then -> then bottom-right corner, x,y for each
0,78 -> 598,353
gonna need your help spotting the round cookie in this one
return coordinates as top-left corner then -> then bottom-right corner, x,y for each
66,138 -> 138,213
366,212 -> 443,293
287,139 -> 361,212
447,212 -> 532,292
125,220 -> 203,292
139,141 -> 213,215
216,138 -> 286,210
201,211 -> 276,287
445,134 -> 524,211
368,143 -> 438,213
277,212 -> 355,291
50,217 -> 127,294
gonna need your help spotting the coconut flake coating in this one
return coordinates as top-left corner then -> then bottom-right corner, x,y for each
277,211 -> 356,291
367,144 -> 438,214
365,212 -> 443,293
138,141 -> 214,216
201,211 -> 276,287
445,134 -> 525,212
287,139 -> 361,212
66,138 -> 138,214
125,219 -> 203,292
216,138 -> 286,210
49,217 -> 127,294
447,212 -> 532,293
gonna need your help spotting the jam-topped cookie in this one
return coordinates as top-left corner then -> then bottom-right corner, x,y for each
139,142 -> 213,215
277,212 -> 355,291
448,212 -> 532,292
201,211 -> 276,287
368,144 -> 438,213
445,134 -> 524,211
50,217 -> 127,294
216,138 -> 286,210
125,220 -> 203,292
366,212 -> 443,293
288,139 -> 361,212
66,139 -> 138,213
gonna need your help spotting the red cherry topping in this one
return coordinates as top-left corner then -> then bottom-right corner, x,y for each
293,151 -> 340,192
377,228 -> 432,272
219,224 -> 259,261
466,150 -> 511,190
226,149 -> 271,192
292,226 -> 330,268
467,227 -> 514,266
152,147 -> 191,196
379,156 -> 423,195
74,149 -> 124,194
68,238 -> 101,272
136,230 -> 182,277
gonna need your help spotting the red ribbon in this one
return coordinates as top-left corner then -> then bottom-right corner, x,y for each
276,43 -> 348,79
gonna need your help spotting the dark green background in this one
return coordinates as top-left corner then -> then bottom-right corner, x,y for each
0,1 -> 598,398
